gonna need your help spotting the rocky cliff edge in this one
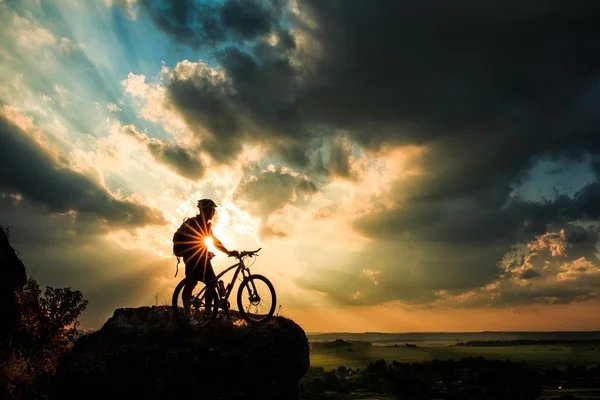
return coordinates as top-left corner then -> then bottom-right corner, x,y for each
50,306 -> 310,400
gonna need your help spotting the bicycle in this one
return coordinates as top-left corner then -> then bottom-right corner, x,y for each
171,248 -> 277,327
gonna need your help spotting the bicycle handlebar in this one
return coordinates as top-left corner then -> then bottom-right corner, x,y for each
230,248 -> 261,259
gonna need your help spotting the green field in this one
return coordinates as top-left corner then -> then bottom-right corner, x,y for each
310,343 -> 600,371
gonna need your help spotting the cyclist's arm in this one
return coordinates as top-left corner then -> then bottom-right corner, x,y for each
211,235 -> 230,255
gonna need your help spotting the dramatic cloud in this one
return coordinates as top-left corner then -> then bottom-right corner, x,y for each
354,180 -> 600,246
0,107 -> 165,227
233,164 -> 318,236
136,0 -> 280,47
431,225 -> 600,308
165,60 -> 243,163
139,1 -> 600,184
120,123 -> 205,180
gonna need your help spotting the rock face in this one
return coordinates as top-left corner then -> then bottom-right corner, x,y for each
0,227 -> 27,341
51,306 -> 310,400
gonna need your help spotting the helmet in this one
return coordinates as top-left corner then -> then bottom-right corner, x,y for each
197,199 -> 217,210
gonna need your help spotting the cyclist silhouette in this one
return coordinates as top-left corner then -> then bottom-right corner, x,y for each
177,199 -> 237,326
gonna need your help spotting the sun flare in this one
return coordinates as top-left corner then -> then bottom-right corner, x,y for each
204,236 -> 216,252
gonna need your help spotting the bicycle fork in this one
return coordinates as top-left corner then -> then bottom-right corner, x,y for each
234,267 -> 262,315
243,272 -> 262,311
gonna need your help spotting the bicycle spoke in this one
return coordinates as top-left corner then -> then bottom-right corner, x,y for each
239,276 -> 275,322
172,279 -> 217,327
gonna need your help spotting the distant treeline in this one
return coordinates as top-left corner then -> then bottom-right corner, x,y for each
386,343 -> 419,348
310,339 -> 373,348
307,331 -> 600,343
453,339 -> 600,347
301,356 -> 600,400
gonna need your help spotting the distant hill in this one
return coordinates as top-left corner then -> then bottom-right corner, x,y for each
307,331 -> 600,345
310,338 -> 372,348
454,339 -> 600,347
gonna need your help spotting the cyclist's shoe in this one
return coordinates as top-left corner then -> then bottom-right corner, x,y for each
187,317 -> 200,327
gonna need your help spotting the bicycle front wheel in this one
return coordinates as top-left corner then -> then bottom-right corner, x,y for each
237,274 -> 276,323
172,278 -> 218,328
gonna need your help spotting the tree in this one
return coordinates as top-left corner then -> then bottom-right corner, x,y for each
12,278 -> 88,375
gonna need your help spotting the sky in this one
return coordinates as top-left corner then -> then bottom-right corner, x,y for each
2,0 -> 600,332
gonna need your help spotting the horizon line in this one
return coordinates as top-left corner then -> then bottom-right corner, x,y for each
306,329 -> 600,335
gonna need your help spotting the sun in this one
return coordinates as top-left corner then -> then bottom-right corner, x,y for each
204,236 -> 215,251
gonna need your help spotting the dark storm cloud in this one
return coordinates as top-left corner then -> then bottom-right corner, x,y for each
518,268 -> 541,280
149,0 -> 600,191
131,0 -> 312,167
592,156 -> 600,177
354,181 -> 600,246
0,114 -> 165,227
137,0 -> 222,46
140,0 -> 360,178
138,0 -> 278,47
165,44 -> 307,166
121,124 -> 204,180
296,1 -> 600,134
291,0 -> 600,201
220,0 -> 275,40
165,59 -> 243,164
565,225 -> 600,246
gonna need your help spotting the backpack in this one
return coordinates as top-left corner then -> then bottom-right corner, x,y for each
172,217 -> 193,257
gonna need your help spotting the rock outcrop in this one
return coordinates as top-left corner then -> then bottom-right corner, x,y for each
0,227 -> 27,341
50,306 -> 310,400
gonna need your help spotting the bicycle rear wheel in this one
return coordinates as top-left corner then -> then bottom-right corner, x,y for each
237,274 -> 276,324
172,278 -> 218,328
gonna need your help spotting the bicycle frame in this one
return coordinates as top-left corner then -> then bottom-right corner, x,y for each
190,256 -> 257,307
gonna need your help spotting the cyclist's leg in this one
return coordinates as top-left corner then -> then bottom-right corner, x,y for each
200,259 -> 217,313
182,262 -> 198,316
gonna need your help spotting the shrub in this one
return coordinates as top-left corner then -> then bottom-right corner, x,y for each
1,277 -> 88,380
